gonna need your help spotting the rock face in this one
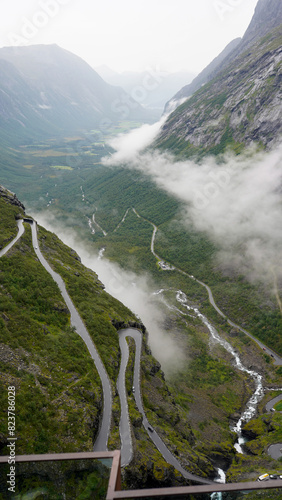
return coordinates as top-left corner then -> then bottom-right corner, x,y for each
156,22 -> 282,155
0,184 -> 25,210
166,0 -> 282,109
241,0 -> 282,49
112,319 -> 146,334
165,37 -> 241,109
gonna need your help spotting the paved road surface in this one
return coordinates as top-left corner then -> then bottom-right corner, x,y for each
118,328 -> 213,484
29,220 -> 112,452
0,220 -> 24,257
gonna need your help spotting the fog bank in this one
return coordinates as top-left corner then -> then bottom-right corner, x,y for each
103,132 -> 282,294
32,211 -> 185,373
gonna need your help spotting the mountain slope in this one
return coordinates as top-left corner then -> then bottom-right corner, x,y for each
155,22 -> 282,156
0,44 -> 151,144
238,0 -> 282,51
0,187 -> 217,486
0,187 -> 136,456
165,37 -> 241,109
166,0 -> 282,110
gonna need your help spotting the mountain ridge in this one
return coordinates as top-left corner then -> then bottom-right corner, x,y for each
240,0 -> 282,49
156,21 -> 282,156
165,37 -> 241,110
0,44 -> 152,144
166,0 -> 282,115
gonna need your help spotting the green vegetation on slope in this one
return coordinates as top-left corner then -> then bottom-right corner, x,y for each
1,124 -> 282,483
0,190 -> 222,487
0,227 -> 102,454
0,194 -> 138,456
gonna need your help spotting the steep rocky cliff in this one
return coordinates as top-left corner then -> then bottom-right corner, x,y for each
166,0 -> 282,110
0,185 -> 25,211
240,0 -> 282,50
165,37 -> 241,109
156,22 -> 282,156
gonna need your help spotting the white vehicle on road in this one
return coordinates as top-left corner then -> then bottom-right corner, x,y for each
258,473 -> 269,481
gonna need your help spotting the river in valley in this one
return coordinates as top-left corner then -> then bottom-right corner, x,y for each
175,290 -> 264,455
154,286 -> 264,466
96,207 -> 266,461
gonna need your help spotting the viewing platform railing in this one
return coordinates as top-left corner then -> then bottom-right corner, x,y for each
0,451 -> 282,499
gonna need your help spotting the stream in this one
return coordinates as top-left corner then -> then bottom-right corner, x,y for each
106,207 -> 266,460
140,204 -> 265,458
155,287 -> 265,494
27,204 -> 276,483
175,290 -> 264,455
153,285 -> 264,470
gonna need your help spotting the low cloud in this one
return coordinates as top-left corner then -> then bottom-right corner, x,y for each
103,132 -> 282,297
105,116 -> 166,164
30,132 -> 282,372
31,211 -> 185,373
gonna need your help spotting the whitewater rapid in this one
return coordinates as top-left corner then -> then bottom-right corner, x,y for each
175,290 -> 264,453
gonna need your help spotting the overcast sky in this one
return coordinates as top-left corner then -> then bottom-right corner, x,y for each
1,0 -> 258,74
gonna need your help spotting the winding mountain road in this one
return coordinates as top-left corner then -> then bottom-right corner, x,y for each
1,219 -> 213,483
117,330 -> 134,467
131,207 -> 282,366
0,220 -> 203,481
28,219 -> 213,482
29,220 -> 112,451
0,219 -> 24,257
118,328 -> 212,484
0,219 -> 112,452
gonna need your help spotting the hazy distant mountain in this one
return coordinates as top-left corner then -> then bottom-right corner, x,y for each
95,66 -> 195,115
166,0 -> 282,112
155,0 -> 282,156
0,44 -> 152,144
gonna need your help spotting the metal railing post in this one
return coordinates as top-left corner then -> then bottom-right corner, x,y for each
107,450 -> 122,500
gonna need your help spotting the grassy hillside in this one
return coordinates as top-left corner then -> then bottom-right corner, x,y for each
1,132 -> 282,483
18,143 -> 281,359
0,195 -> 137,456
0,190 -> 227,487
